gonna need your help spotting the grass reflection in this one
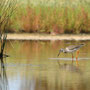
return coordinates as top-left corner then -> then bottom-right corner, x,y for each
0,33 -> 9,90
0,57 -> 8,90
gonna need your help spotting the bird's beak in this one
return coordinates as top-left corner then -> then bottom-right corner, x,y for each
57,51 -> 61,57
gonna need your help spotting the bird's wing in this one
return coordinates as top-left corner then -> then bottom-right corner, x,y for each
66,45 -> 82,51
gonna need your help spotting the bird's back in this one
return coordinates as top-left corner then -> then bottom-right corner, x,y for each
66,44 -> 85,52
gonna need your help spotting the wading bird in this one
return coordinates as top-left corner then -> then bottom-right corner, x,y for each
57,44 -> 85,65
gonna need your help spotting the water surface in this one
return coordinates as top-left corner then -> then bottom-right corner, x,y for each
1,40 -> 90,90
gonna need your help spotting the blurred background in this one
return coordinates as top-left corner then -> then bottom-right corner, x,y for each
0,0 -> 90,34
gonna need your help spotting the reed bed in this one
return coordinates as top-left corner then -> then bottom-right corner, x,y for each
1,0 -> 90,34
0,0 -> 17,33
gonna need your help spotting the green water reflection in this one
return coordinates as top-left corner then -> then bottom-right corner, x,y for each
3,40 -> 90,90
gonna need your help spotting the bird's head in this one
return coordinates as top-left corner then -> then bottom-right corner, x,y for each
57,48 -> 64,57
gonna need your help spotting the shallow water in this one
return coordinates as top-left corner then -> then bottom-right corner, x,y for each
1,40 -> 90,90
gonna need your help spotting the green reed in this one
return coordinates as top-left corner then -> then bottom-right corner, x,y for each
5,0 -> 90,34
0,0 -> 17,33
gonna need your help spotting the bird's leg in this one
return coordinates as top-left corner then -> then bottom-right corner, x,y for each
76,50 -> 79,65
72,53 -> 74,64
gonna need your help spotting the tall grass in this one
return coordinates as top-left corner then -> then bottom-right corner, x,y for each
0,0 -> 17,33
5,0 -> 90,34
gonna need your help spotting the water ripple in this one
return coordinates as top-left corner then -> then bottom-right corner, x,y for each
49,57 -> 90,61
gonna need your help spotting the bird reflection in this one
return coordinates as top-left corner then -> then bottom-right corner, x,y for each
0,57 -> 8,90
60,63 -> 82,74
57,53 -> 82,73
57,59 -> 82,74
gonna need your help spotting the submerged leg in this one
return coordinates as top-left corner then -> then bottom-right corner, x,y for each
76,50 -> 79,65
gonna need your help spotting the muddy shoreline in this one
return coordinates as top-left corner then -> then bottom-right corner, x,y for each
6,33 -> 90,40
